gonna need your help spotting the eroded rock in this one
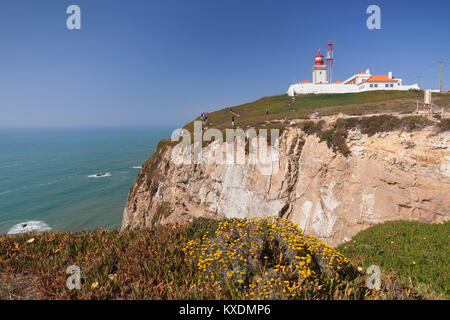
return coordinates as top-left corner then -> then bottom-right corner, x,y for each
122,127 -> 450,247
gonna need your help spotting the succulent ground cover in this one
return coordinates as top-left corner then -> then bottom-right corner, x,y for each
1,217 -> 444,299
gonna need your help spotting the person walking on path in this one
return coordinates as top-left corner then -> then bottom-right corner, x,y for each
231,116 -> 235,127
265,108 -> 269,115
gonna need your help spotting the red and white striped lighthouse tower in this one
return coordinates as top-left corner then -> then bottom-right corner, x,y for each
312,50 -> 328,84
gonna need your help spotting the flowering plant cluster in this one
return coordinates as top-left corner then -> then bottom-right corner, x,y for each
183,217 -> 352,299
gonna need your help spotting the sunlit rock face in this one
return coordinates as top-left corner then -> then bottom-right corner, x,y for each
122,125 -> 450,247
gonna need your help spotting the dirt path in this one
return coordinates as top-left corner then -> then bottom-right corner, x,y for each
284,96 -> 296,109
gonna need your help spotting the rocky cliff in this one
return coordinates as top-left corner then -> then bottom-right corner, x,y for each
122,116 -> 450,246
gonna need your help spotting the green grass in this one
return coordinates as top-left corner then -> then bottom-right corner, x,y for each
183,91 -> 450,132
337,221 -> 450,299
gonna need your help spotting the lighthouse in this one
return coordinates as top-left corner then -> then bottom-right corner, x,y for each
312,50 -> 328,84
287,44 -> 420,96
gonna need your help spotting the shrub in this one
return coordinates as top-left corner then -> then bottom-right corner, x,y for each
335,115 -> 433,136
299,115 -> 436,157
318,127 -> 350,156
299,120 -> 325,135
184,217 -> 221,240
183,217 -> 353,299
438,118 -> 450,132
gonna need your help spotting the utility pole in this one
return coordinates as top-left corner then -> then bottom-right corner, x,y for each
440,60 -> 443,92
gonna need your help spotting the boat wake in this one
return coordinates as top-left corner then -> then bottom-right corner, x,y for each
88,173 -> 112,178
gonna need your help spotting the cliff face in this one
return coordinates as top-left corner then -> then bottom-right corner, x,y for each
122,124 -> 450,247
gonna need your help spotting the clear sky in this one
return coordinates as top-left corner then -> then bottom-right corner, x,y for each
0,0 -> 449,128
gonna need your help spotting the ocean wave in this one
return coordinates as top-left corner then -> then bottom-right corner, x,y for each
0,176 -> 75,197
7,221 -> 52,235
0,185 -> 28,197
88,173 -> 112,178
131,166 -> 142,169
0,164 -> 22,169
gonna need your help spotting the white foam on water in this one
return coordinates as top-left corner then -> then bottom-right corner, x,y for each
0,185 -> 29,197
131,166 -> 141,169
0,163 -> 22,169
0,177 -> 75,198
7,221 -> 52,235
88,173 -> 112,178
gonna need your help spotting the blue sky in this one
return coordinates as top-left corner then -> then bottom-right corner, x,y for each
0,0 -> 449,128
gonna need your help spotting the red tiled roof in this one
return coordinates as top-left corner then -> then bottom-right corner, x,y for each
299,80 -> 311,84
333,80 -> 343,83
361,75 -> 399,83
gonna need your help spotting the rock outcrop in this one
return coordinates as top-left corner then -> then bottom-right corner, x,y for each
122,123 -> 450,247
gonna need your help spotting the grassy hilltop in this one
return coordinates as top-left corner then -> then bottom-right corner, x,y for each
183,90 -> 450,132
152,90 -> 449,159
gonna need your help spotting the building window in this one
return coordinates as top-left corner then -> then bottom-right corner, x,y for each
390,84 -> 393,87
385,84 -> 389,87
370,84 -> 373,87
374,84 -> 378,87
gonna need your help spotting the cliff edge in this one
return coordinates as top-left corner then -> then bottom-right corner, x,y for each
122,106 -> 449,247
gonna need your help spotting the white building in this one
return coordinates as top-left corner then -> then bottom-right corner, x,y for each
287,51 -> 420,96
343,70 -> 371,85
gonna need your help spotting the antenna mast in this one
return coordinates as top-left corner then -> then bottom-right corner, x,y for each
326,41 -> 335,83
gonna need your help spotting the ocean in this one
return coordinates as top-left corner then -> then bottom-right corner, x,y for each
0,128 -> 173,235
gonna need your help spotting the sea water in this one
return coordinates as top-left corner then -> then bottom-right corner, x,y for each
0,127 -> 172,235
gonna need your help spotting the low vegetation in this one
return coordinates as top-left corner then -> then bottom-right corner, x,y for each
1,218 -> 446,300
183,91 -> 449,132
184,217 -> 353,299
295,114 -> 437,156
147,92 -> 448,166
337,220 -> 449,299
334,115 -> 435,135
438,118 -> 450,132
319,115 -> 436,155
